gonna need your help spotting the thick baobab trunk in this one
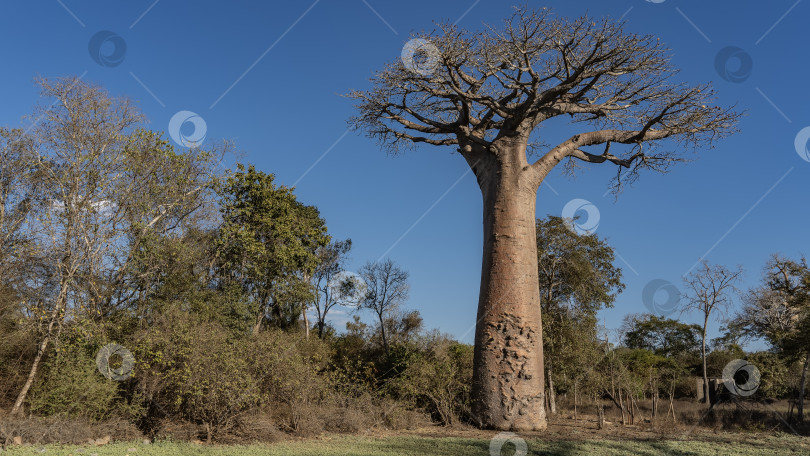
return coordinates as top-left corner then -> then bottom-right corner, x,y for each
471,149 -> 546,431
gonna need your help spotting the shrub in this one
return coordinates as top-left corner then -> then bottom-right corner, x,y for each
387,337 -> 473,425
247,329 -> 330,434
28,340 -> 120,421
135,310 -> 260,442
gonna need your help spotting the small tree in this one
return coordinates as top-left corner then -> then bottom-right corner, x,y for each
311,239 -> 353,338
682,262 -> 742,406
359,259 -> 409,357
622,313 -> 702,361
536,216 -> 624,413
731,255 -> 810,420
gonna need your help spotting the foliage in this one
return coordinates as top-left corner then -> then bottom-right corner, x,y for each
536,215 -> 624,400
28,329 -> 124,421
215,164 -> 330,333
387,337 -> 473,425
135,309 -> 260,439
623,314 -> 701,361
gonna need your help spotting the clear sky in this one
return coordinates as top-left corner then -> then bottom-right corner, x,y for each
1,1 -> 808,347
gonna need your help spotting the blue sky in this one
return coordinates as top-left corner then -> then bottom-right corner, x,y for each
1,1 -> 808,348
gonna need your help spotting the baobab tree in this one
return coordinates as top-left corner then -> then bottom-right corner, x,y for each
349,7 -> 740,430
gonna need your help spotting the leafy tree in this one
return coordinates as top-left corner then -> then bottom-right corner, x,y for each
349,6 -> 740,430
682,262 -> 742,406
389,338 -> 473,425
623,314 -> 701,361
536,215 -> 624,413
129,228 -> 251,334
215,164 -> 330,334
135,310 -> 260,442
10,77 -> 220,416
731,255 -> 810,420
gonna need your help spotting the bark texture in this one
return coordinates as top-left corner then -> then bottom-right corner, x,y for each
471,144 -> 546,430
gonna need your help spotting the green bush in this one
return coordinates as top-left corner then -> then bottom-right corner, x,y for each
387,337 -> 473,425
135,309 -> 260,441
28,341 -> 120,421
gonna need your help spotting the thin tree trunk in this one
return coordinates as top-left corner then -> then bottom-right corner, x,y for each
799,351 -> 809,422
701,321 -> 709,406
10,334 -> 49,416
597,405 -> 605,430
252,311 -> 263,335
667,380 -> 676,423
11,286 -> 69,416
471,150 -> 546,431
573,381 -> 577,422
548,366 -> 557,415
618,387 -> 626,426
302,304 -> 310,339
378,312 -> 389,357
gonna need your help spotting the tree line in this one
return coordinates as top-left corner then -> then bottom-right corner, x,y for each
0,77 -> 806,443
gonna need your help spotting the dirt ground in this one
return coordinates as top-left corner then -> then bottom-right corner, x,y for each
388,411 -> 809,449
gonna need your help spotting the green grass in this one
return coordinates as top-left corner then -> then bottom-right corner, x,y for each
3,434 -> 808,456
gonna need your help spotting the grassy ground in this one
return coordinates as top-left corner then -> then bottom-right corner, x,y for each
3,433 -> 808,456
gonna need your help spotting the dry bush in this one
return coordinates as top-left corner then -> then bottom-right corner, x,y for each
0,416 -> 140,445
0,298 -> 36,410
229,411 -> 285,443
248,330 -> 331,435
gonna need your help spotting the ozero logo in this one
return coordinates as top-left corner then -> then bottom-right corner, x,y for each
642,279 -> 681,316
794,127 -> 810,162
401,38 -> 440,76
168,111 -> 207,148
722,359 -> 761,397
561,198 -> 600,235
88,31 -> 127,67
96,343 -> 135,381
489,432 -> 527,456
714,46 -> 753,83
